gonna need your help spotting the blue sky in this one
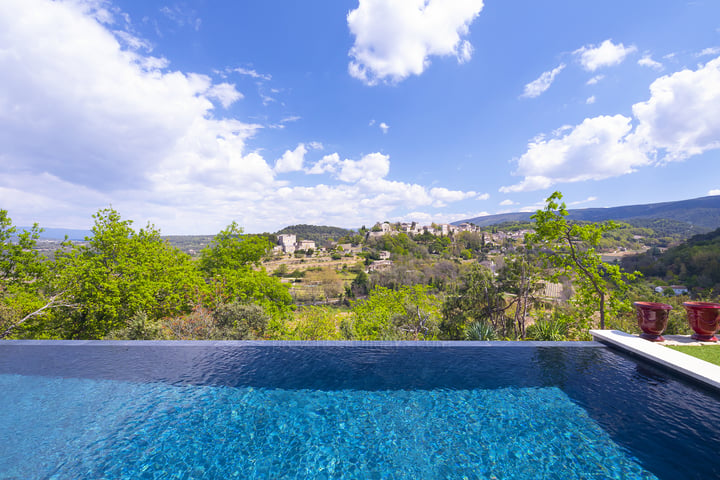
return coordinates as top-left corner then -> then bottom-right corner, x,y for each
2,0 -> 719,234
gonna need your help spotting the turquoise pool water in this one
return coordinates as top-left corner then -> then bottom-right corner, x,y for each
1,342 -> 719,479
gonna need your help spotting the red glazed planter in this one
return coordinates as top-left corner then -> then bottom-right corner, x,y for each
682,302 -> 720,342
633,302 -> 672,342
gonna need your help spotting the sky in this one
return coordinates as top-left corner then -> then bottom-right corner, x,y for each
2,0 -> 720,235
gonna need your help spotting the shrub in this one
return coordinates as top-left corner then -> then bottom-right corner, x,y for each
465,321 -> 497,340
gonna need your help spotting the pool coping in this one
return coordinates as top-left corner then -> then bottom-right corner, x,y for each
0,339 -> 602,347
590,329 -> 720,392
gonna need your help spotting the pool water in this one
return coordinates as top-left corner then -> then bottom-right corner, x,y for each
1,342 -> 719,479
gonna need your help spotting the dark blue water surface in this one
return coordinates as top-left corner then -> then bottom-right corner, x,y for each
1,341 -> 719,479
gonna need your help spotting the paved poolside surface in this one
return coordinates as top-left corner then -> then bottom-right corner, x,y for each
659,334 -> 719,346
590,330 -> 720,392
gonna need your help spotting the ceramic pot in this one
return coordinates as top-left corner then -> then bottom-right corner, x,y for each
682,302 -> 720,342
633,302 -> 672,342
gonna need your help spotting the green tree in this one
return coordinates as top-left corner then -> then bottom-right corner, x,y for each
497,249 -> 543,339
0,210 -> 66,338
441,263 -> 510,339
291,306 -> 341,340
527,192 -> 638,329
53,208 -> 203,338
199,222 -> 292,319
348,285 -> 440,340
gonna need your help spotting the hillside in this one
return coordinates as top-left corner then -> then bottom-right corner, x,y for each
457,195 -> 720,231
622,227 -> 720,292
276,224 -> 356,246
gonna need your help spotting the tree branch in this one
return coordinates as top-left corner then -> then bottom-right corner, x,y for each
0,292 -> 74,339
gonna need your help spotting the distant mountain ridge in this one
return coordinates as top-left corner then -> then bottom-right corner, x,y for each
456,196 -> 720,231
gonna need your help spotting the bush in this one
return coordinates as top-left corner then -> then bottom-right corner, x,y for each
213,302 -> 270,339
526,312 -> 570,341
106,311 -> 167,340
465,321 -> 497,340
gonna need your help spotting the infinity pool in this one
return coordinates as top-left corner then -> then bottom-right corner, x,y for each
1,341 -> 719,479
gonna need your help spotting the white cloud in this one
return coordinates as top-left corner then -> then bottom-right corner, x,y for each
521,64 -> 565,98
709,189 -> 720,196
631,56 -> 720,161
274,144 -> 308,173
697,47 -> 720,57
638,55 -> 663,70
397,210 -> 489,224
338,152 -> 390,183
568,196 -> 597,206
429,187 -> 478,206
499,199 -> 516,206
503,56 -> 720,193
586,74 -> 605,85
379,122 -> 390,134
586,95 -> 596,104
206,82 -> 243,108
575,39 -> 637,71
347,0 -> 484,85
306,153 -> 340,175
159,4 -> 201,31
500,115 -> 649,193
232,67 -> 272,81
0,0 -> 482,234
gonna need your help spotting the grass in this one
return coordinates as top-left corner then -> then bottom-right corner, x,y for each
666,345 -> 720,366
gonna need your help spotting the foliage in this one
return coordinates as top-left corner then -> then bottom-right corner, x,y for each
162,305 -> 219,340
497,249 -> 543,339
105,311 -> 167,340
465,321 -> 498,340
199,222 -> 292,319
366,233 -> 428,258
199,222 -> 268,273
622,227 -> 720,292
347,270 -> 369,298
0,210 -> 60,338
276,224 -> 355,247
290,307 -> 342,340
526,310 -> 572,341
303,267 -> 344,301
441,263 -> 511,339
50,208 -> 203,338
527,192 -> 639,329
347,285 -> 440,340
213,302 -> 270,339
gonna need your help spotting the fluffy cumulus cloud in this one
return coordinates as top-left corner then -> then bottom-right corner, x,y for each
500,115 -> 649,193
503,56 -> 720,192
575,39 -> 637,71
347,0 -> 484,85
638,55 -> 663,70
521,64 -> 565,98
0,0 -> 480,233
631,57 -> 720,161
274,144 -> 308,173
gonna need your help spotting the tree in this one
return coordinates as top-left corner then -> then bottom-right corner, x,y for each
53,208 -> 203,338
348,285 -> 440,340
441,263 -> 510,339
0,210 -> 70,338
497,249 -> 543,339
199,222 -> 292,318
527,192 -> 638,329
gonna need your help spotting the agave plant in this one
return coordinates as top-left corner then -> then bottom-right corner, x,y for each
465,320 -> 498,340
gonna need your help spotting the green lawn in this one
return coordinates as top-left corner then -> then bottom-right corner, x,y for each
666,345 -> 720,366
